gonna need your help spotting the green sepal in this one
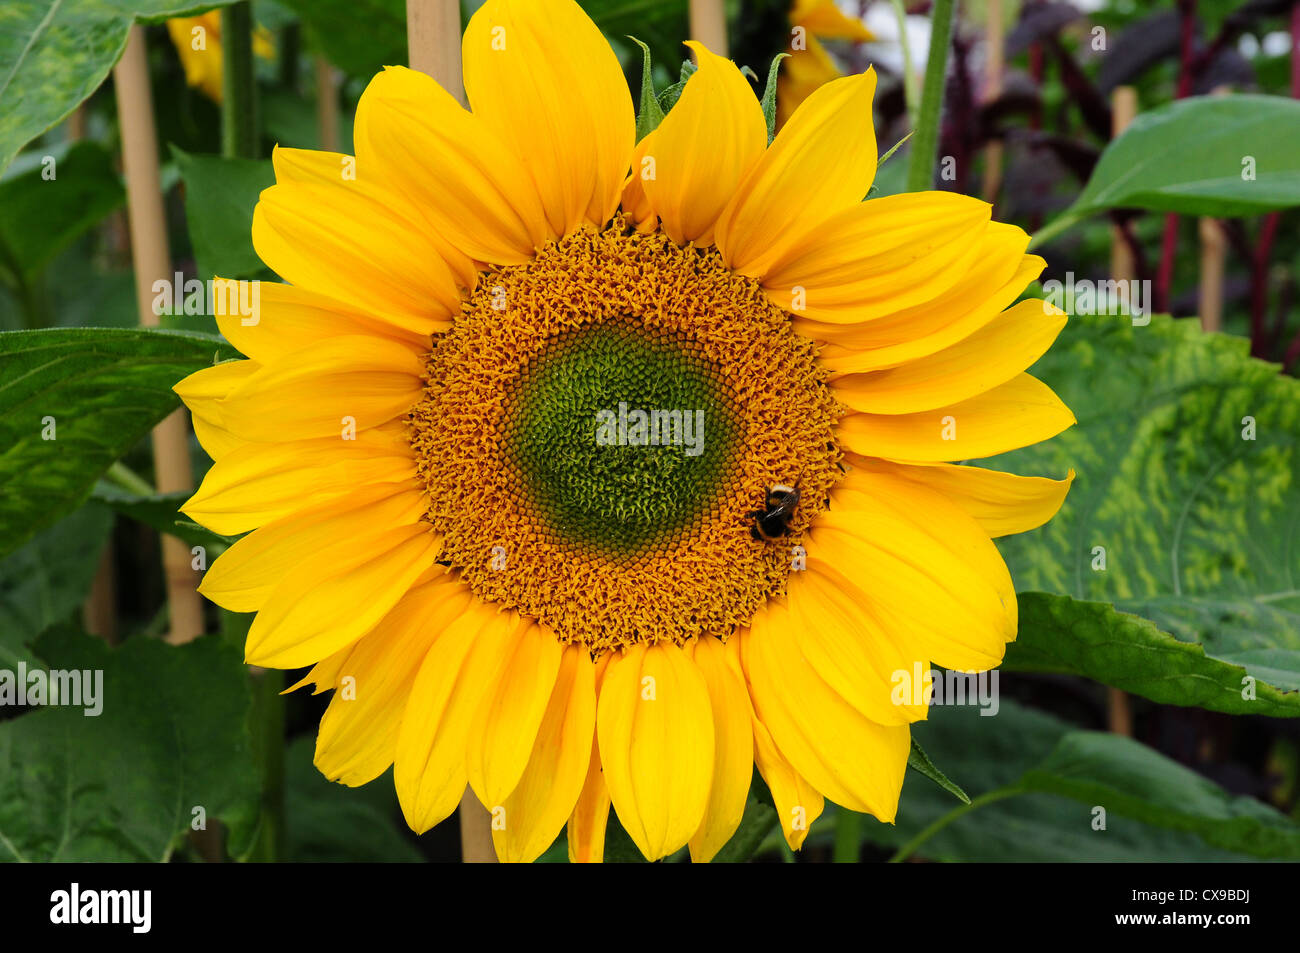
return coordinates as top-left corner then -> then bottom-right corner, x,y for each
629,37 -> 667,142
760,53 -> 790,144
657,59 -> 698,114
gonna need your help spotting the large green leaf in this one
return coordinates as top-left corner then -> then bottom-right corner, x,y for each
0,505 -> 112,669
992,313 -> 1300,710
0,326 -> 235,560
0,2 -> 239,175
863,700 -> 1292,861
1007,593 -> 1300,717
172,147 -> 273,279
0,141 -> 124,285
0,626 -> 260,862
1033,95 -> 1300,246
283,737 -> 422,862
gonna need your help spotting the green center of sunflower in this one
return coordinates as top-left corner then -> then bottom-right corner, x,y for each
502,321 -> 740,557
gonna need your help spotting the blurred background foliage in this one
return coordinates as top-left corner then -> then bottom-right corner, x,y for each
2,0 -> 1300,863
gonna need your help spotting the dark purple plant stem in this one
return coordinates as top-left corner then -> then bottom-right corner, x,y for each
1156,0 -> 1197,314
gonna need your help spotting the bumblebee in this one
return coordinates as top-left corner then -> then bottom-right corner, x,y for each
749,483 -> 800,541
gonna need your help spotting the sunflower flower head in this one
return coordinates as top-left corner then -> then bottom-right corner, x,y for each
177,0 -> 1074,864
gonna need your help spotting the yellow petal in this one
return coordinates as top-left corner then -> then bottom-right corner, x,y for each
807,226 -> 1036,359
269,145 -> 478,294
687,636 -> 753,863
838,373 -> 1076,462
845,458 -> 1075,539
198,482 -> 426,613
215,335 -> 424,442
741,611 -> 910,821
461,0 -> 634,234
785,569 -> 928,725
252,153 -> 456,335
314,575 -> 475,786
642,42 -> 766,246
182,426 -> 414,536
811,467 -> 1019,671
620,135 -> 658,232
244,524 -> 441,669
791,0 -> 875,41
394,604 -> 521,833
833,300 -> 1068,414
761,192 -> 992,323
715,69 -> 878,277
466,620 -> 564,810
354,65 -> 550,264
596,641 -> 714,861
719,637 -> 824,850
215,281 -> 429,367
751,714 -> 824,850
494,644 -> 597,863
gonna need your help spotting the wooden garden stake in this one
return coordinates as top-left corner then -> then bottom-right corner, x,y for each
405,0 -> 495,863
1197,87 -> 1231,332
112,26 -> 204,645
690,0 -> 728,57
407,0 -> 465,104
315,56 -> 340,153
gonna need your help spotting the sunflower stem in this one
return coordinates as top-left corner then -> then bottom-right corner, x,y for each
887,787 -> 1022,863
904,0 -> 956,193
221,2 -> 259,160
833,807 -> 862,862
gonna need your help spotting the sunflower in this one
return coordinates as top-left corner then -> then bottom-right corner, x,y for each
166,12 -> 274,103
177,0 -> 1074,863
778,0 -> 877,127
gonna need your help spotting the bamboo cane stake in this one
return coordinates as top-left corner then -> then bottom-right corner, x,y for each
689,0 -> 728,57
405,0 -> 495,863
1196,87 -> 1232,333
1108,87 -> 1137,285
407,0 -> 465,104
315,56 -> 340,153
980,0 -> 1004,203
113,26 -> 204,645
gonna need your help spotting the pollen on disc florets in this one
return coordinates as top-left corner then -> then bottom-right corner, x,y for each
408,217 -> 843,652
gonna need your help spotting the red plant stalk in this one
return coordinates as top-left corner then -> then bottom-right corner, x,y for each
1156,0 -> 1198,314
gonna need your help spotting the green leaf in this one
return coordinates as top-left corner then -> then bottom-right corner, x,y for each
991,313 -> 1300,706
0,505 -> 113,670
1007,593 -> 1300,717
0,626 -> 260,862
1033,96 -> 1300,246
172,147 -> 273,279
1019,731 -> 1300,858
0,1 -> 239,175
0,142 -> 124,284
907,737 -> 970,803
629,37 -> 666,141
863,700 -> 1290,861
283,737 -> 422,862
0,326 -> 236,560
